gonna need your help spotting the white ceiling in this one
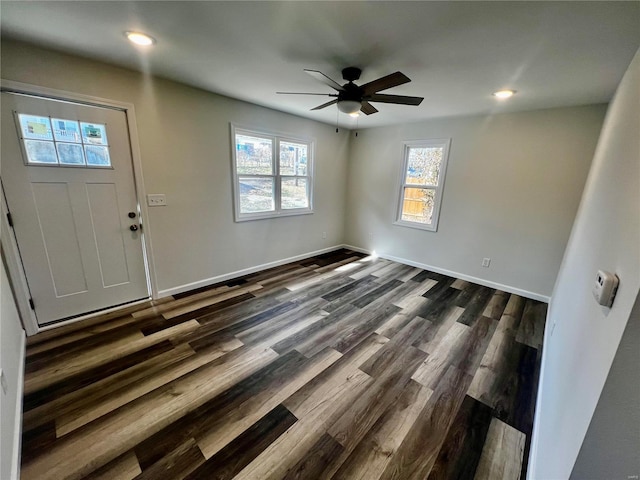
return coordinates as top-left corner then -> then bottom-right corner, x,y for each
1,1 -> 639,128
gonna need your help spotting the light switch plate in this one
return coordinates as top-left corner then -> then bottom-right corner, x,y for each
147,194 -> 167,207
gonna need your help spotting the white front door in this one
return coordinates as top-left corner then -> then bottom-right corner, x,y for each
1,92 -> 149,326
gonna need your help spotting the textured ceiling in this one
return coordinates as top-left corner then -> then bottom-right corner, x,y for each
1,1 -> 639,128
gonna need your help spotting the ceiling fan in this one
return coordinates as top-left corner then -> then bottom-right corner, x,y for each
277,67 -> 424,115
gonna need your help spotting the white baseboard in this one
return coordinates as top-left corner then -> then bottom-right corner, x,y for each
10,331 -> 26,480
342,244 -> 550,303
157,245 -> 347,298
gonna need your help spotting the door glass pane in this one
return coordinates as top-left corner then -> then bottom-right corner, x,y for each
405,147 -> 443,186
80,122 -> 108,145
236,134 -> 273,175
85,145 -> 111,167
238,177 -> 275,213
279,141 -> 308,176
57,143 -> 86,165
281,177 -> 308,209
18,114 -> 53,141
401,187 -> 435,224
24,140 -> 58,164
52,118 -> 82,143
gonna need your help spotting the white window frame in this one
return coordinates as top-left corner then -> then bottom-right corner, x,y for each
231,124 -> 314,222
394,138 -> 451,232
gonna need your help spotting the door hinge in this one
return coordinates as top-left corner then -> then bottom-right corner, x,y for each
6,212 -> 13,227
29,298 -> 35,310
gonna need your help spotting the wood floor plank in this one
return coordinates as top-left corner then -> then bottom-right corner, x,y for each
85,451 -> 141,480
482,290 -> 510,320
457,287 -> 496,327
412,323 -> 471,389
379,366 -> 474,480
473,418 -> 526,480
135,437 -> 205,480
24,321 -> 200,395
427,395 -> 493,480
515,299 -> 546,349
234,366 -> 372,480
282,432 -> 344,480
325,347 -> 428,473
55,338 -> 243,437
184,404 -> 297,480
23,343 -> 197,433
196,347 -> 341,458
413,306 -> 465,354
332,380 -> 433,480
21,345 -> 279,480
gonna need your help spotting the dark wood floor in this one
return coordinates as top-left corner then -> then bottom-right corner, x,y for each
21,249 -> 546,480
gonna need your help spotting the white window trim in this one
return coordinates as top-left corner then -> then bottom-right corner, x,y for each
230,124 -> 314,222
394,138 -> 451,232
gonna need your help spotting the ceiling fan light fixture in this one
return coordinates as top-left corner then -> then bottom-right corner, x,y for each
493,89 -> 516,99
337,100 -> 362,115
349,112 -> 361,118
125,31 -> 156,46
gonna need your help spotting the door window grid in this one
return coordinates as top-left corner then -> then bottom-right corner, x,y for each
15,113 -> 112,167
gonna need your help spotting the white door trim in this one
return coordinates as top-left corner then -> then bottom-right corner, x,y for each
0,79 -> 158,335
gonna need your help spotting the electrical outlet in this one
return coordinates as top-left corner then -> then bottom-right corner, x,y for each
322,231 -> 327,239
147,194 -> 167,207
482,258 -> 491,268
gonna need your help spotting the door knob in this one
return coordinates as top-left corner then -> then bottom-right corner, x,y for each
128,212 -> 137,218
130,224 -> 139,231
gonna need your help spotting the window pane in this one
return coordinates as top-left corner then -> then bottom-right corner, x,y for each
80,122 -> 108,145
24,140 -> 58,164
401,187 -> 435,224
405,147 -> 443,186
236,134 -> 273,175
52,118 -> 82,143
18,114 -> 53,141
57,143 -> 86,165
239,177 -> 275,213
279,141 -> 308,176
281,177 -> 308,209
85,145 -> 111,167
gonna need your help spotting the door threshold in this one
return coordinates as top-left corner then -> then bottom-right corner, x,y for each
34,297 -> 150,334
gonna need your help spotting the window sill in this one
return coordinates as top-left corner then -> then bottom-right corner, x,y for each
234,209 -> 314,222
393,219 -> 438,232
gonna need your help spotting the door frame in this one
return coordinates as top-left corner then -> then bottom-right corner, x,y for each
0,79 -> 158,335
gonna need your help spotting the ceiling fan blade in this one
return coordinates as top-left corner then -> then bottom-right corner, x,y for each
311,99 -> 338,110
276,92 -> 338,96
305,69 -> 345,92
361,72 -> 411,95
368,93 -> 424,106
360,101 -> 379,115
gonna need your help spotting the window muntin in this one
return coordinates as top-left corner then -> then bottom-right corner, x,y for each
232,127 -> 313,221
15,113 -> 112,168
395,139 -> 451,231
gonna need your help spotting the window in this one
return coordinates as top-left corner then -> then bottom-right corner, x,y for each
15,113 -> 112,167
231,126 -> 313,221
395,138 -> 451,231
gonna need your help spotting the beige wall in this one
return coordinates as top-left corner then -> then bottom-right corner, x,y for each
531,49 -> 640,479
344,105 -> 606,298
1,40 -> 351,295
0,255 -> 26,480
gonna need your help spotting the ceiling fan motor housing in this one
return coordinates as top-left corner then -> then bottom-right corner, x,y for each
342,66 -> 362,82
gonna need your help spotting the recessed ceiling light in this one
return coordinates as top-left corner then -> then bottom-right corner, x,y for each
125,31 -> 155,46
493,89 -> 516,99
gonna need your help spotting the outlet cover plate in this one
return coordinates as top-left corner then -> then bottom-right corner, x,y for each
147,194 -> 167,207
